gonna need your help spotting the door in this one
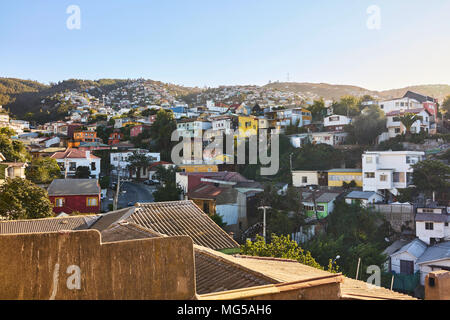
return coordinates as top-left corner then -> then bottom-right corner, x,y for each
400,260 -> 414,275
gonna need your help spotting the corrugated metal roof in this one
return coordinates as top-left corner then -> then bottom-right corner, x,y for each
47,179 -> 101,196
415,213 -> 450,223
346,191 -> 377,200
392,239 -> 428,258
417,242 -> 450,265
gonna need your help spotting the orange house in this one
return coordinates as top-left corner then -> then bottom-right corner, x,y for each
68,131 -> 100,148
108,131 -> 123,146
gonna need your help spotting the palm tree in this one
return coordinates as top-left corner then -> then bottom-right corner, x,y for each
399,113 -> 422,136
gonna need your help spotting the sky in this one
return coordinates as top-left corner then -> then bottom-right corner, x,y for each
1,0 -> 450,90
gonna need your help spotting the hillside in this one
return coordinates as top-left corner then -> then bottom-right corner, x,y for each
264,82 -> 382,101
265,82 -> 450,103
379,84 -> 450,102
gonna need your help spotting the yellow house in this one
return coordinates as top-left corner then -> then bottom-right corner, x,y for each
179,164 -> 219,173
327,169 -> 363,187
238,116 -> 258,138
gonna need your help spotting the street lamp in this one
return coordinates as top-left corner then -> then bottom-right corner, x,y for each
258,206 -> 271,241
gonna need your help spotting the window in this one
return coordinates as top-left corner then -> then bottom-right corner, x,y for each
425,222 -> 434,230
317,205 -> 325,212
55,198 -> 65,207
445,223 -> 449,227
302,176 -> 308,184
365,172 -> 375,179
380,175 -> 388,182
91,162 -> 96,171
395,128 -> 401,134
69,162 -> 77,171
366,157 -> 373,164
87,197 -> 98,207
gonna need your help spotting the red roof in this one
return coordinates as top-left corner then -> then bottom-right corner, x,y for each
51,148 -> 100,160
188,183 -> 223,199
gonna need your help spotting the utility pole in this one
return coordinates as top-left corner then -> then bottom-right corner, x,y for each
258,206 -> 271,242
289,153 -> 293,172
113,161 -> 122,211
356,257 -> 361,280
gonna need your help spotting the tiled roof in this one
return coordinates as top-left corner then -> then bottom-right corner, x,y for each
231,255 -> 416,300
47,179 -> 101,196
128,201 -> 239,250
194,246 -> 277,294
0,215 -> 100,234
188,184 -> 223,200
50,148 -> 100,159
97,220 -> 415,299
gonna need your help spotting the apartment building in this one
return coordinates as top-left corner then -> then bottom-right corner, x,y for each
362,151 -> 425,196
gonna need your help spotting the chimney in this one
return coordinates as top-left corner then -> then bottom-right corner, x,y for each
425,270 -> 450,300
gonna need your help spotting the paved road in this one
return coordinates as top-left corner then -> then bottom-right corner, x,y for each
101,182 -> 156,212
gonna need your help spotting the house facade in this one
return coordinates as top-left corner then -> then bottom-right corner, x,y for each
47,179 -> 101,214
51,148 -> 101,179
362,151 -> 425,196
416,207 -> 450,245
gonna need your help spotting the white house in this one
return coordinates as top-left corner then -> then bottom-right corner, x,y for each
388,239 -> 427,275
311,131 -> 348,146
110,149 -> 160,177
345,191 -> 384,207
51,148 -> 101,179
415,207 -> 450,245
379,97 -> 422,114
176,119 -> 212,138
292,171 -> 319,187
386,108 -> 431,138
323,115 -> 352,132
362,151 -> 425,196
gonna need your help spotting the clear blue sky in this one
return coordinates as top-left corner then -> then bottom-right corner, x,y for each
1,0 -> 449,90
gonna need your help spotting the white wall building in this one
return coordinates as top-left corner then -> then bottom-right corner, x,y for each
323,115 -> 352,131
386,108 -> 431,138
379,97 -> 422,114
362,151 -> 425,195
292,171 -> 319,187
110,149 -> 160,177
51,149 -> 101,179
416,207 -> 450,245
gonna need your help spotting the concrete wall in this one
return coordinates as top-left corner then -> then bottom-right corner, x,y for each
0,230 -> 196,300
370,204 -> 415,233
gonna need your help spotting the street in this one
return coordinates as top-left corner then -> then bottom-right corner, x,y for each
101,182 -> 156,212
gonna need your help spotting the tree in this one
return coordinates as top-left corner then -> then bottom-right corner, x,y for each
152,165 -> 183,202
412,160 -> 450,197
398,113 -> 422,136
307,99 -> 327,121
292,142 -> 343,171
0,127 -> 17,138
25,157 -> 61,184
149,109 -> 177,161
345,105 -> 386,145
304,201 -> 390,280
126,151 -> 155,179
0,178 -> 53,220
75,166 -> 91,178
241,234 -> 338,273
442,95 -> 450,119
0,134 -> 29,162
332,96 -> 360,117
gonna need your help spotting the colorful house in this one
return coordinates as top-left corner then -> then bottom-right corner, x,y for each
108,130 -> 123,146
327,169 -> 363,187
130,124 -> 151,137
47,179 -> 101,214
238,115 -> 258,138
68,130 -> 101,148
178,164 -> 219,173
301,191 -> 341,219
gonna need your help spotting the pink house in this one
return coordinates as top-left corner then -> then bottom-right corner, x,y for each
130,125 -> 151,137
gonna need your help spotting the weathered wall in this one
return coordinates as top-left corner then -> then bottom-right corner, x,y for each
0,230 -> 196,300
425,271 -> 450,300
370,204 -> 415,233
